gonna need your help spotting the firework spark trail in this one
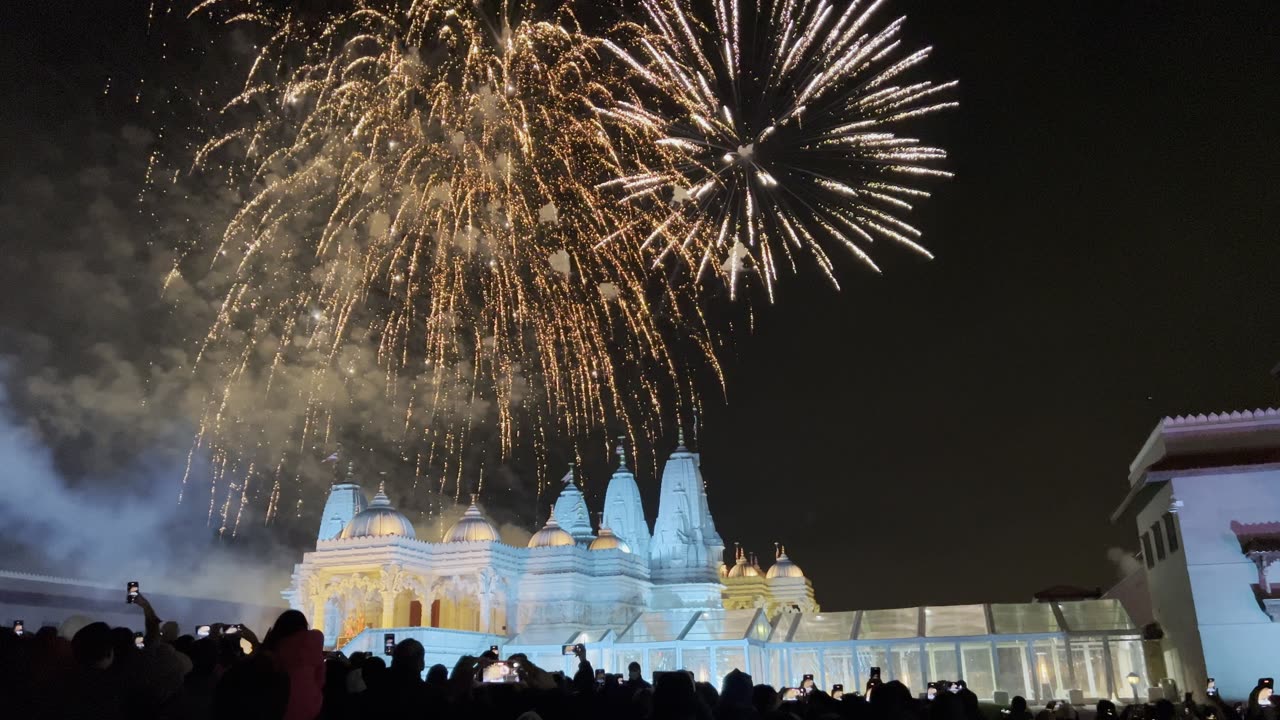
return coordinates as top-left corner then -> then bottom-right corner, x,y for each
168,0 -> 720,533
601,0 -> 957,299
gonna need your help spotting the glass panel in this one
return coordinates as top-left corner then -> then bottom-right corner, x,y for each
768,647 -> 784,688
1057,600 -> 1134,632
788,648 -> 821,689
617,647 -> 645,675
791,611 -> 858,642
925,605 -> 989,637
1031,638 -> 1070,700
683,610 -> 755,641
960,643 -> 996,699
648,647 -> 676,674
859,608 -> 919,639
926,643 -> 959,684
1109,638 -> 1148,701
990,603 -> 1059,634
683,648 -> 711,684
996,642 -> 1030,699
1070,639 -> 1109,698
823,647 -> 856,692
621,610 -> 699,642
749,646 -> 764,681
856,646 -> 889,690
716,646 -> 747,684
889,644 -> 923,689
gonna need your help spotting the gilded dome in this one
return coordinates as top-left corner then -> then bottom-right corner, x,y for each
766,548 -> 806,579
339,483 -> 415,540
588,526 -> 631,553
443,495 -> 499,543
528,509 -> 576,548
726,545 -> 754,578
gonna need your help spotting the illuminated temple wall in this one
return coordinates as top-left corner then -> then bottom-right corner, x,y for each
1120,409 -> 1280,701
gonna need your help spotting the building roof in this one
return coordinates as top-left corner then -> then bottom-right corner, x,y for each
442,496 -> 500,543
1113,408 -> 1280,522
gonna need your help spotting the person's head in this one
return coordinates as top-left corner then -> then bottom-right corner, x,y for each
426,663 -> 449,687
720,668 -> 753,707
71,622 -> 114,669
1098,700 -> 1118,719
628,661 -> 643,681
263,609 -> 308,649
1012,696 -> 1029,714
695,681 -> 720,710
653,670 -> 699,717
391,638 -> 425,676
753,684 -> 779,713
109,626 -> 138,658
1152,699 -> 1176,720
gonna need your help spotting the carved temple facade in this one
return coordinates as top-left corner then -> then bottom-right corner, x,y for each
283,434 -> 818,649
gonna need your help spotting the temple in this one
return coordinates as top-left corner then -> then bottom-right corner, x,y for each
284,433 -> 1148,699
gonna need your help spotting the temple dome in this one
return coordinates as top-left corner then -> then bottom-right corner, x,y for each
726,546 -> 757,578
588,526 -> 631,553
339,483 -> 415,540
528,509 -> 575,548
443,495 -> 499,543
766,548 -> 806,579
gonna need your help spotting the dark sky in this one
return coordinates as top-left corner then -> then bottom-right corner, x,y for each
2,1 -> 1279,612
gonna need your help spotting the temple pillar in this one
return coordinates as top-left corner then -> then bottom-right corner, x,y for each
381,592 -> 396,628
480,591 -> 491,633
312,596 -> 328,645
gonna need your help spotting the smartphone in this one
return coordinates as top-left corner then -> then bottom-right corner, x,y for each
134,632 -> 145,649
196,625 -> 211,638
489,645 -> 499,654
224,624 -> 240,635
481,660 -> 519,683
562,643 -> 585,656
383,633 -> 395,655
782,687 -> 800,702
870,666 -> 881,682
127,581 -> 140,604
832,684 -> 843,693
927,682 -> 938,701
12,620 -> 23,636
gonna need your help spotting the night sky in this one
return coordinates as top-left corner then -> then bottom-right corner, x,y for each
2,1 -> 1279,612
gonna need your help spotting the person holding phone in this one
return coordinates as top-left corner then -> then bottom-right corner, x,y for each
262,609 -> 324,720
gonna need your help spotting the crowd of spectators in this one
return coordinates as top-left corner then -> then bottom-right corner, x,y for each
1,601 -> 1272,720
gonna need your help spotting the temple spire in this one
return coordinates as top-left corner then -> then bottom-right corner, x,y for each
615,436 -> 628,470
676,426 -> 686,451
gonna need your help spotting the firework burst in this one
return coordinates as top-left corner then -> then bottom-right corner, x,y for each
171,0 -> 719,532
599,0 -> 957,299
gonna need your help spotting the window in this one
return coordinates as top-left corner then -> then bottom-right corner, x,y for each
1141,533 -> 1155,569
1151,522 -> 1166,560
1163,512 -> 1179,552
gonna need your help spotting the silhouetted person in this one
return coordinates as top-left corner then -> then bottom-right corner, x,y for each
262,610 -> 324,720
654,670 -> 713,720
